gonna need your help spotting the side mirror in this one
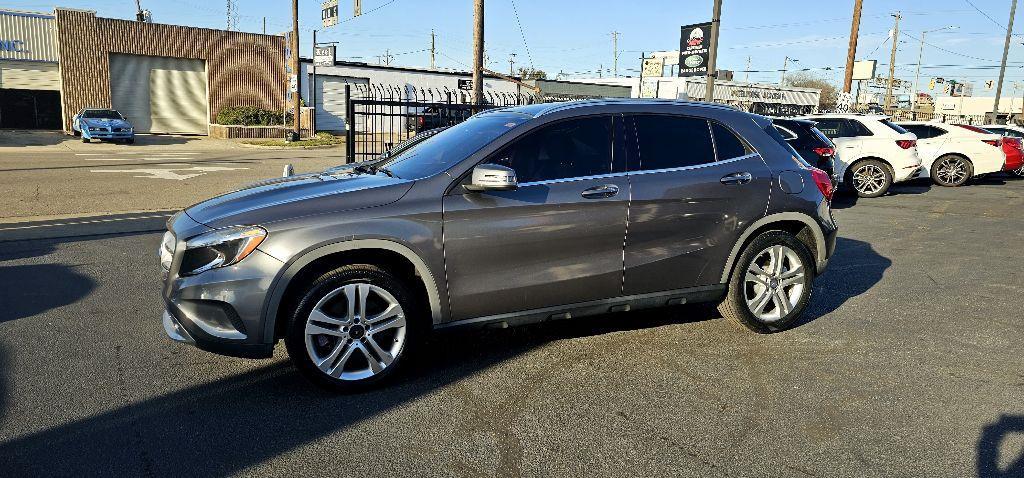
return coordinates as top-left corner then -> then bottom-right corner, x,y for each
464,164 -> 518,191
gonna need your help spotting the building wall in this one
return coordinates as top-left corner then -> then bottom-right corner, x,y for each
53,9 -> 286,133
0,9 -> 58,62
935,96 -> 1024,116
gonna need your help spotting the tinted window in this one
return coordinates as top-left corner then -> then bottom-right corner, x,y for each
82,109 -> 123,119
814,118 -> 870,138
633,115 -> 715,170
775,125 -> 798,140
711,122 -> 751,160
491,116 -> 612,183
385,113 -> 528,179
901,124 -> 932,139
763,119 -> 811,168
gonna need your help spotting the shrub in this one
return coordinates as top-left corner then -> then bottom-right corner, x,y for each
216,106 -> 293,126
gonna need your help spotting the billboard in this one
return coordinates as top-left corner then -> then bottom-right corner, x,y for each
678,22 -> 712,77
851,60 -> 876,81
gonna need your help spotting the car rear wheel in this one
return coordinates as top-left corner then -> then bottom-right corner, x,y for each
1011,165 -> 1024,177
718,231 -> 815,333
848,160 -> 892,198
285,264 -> 419,392
931,155 -> 972,187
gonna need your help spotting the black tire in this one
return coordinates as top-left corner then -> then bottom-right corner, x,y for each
284,264 -> 422,392
718,231 -> 816,333
126,138 -> 135,145
931,154 -> 972,187
81,137 -> 89,143
1013,165 -> 1024,178
847,159 -> 892,198
72,130 -> 80,137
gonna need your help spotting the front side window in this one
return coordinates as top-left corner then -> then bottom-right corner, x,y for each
632,115 -> 715,171
490,116 -> 613,184
384,112 -> 528,179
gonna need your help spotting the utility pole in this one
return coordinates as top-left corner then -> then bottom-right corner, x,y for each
993,0 -> 1018,123
884,12 -> 901,110
781,56 -> 797,86
704,0 -> 723,102
290,0 -> 300,138
262,16 -> 266,34
611,31 -> 620,77
430,29 -> 436,69
472,0 -> 484,104
508,52 -> 517,76
744,56 -> 751,83
842,0 -> 864,93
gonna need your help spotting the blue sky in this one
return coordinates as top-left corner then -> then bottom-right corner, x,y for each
8,0 -> 1024,96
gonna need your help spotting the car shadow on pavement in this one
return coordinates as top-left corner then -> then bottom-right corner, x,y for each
0,306 -> 708,476
978,414 -> 1024,477
831,180 -> 933,210
797,237 -> 891,326
0,241 -> 96,325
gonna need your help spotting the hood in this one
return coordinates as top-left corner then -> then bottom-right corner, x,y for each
184,172 -> 414,229
82,118 -> 131,129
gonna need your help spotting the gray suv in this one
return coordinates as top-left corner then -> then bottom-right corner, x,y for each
160,100 -> 838,391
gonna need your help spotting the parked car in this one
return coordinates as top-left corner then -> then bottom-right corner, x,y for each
797,114 -> 922,198
160,99 -> 838,391
772,117 -> 839,186
406,105 -> 474,133
72,108 -> 135,144
322,127 -> 448,175
895,122 -> 1007,187
977,124 -> 1024,177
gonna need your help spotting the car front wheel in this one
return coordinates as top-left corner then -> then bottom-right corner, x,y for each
285,264 -> 419,391
718,231 -> 815,333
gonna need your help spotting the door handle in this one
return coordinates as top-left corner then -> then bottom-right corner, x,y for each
581,184 -> 620,199
720,172 -> 753,185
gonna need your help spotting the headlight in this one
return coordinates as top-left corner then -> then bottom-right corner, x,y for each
179,226 -> 267,276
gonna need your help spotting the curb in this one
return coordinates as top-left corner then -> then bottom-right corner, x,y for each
235,142 -> 344,150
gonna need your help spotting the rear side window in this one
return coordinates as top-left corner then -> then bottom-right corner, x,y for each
901,124 -> 932,139
711,122 -> 752,160
880,119 -> 908,134
812,118 -> 847,138
632,115 -> 715,171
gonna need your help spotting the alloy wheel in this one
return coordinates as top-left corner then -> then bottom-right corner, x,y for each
304,283 -> 407,381
743,245 -> 807,323
852,164 -> 887,196
1013,165 -> 1024,177
935,157 -> 969,185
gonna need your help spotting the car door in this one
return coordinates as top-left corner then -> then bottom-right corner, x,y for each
622,115 -> 772,294
442,115 -> 629,321
902,124 -> 943,164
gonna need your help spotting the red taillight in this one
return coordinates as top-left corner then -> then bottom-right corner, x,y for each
810,167 -> 834,202
983,139 -> 1001,147
812,147 -> 835,157
896,140 -> 916,149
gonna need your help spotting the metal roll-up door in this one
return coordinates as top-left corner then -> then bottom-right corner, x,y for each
0,61 -> 60,90
315,75 -> 368,133
109,54 -> 209,134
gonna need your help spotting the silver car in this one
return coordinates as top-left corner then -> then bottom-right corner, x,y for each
160,100 -> 838,391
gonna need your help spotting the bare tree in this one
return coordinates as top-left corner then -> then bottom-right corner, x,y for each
516,67 -> 548,80
785,73 -> 838,111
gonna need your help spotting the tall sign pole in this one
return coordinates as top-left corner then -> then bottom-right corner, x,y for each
290,0 -> 301,138
472,0 -> 485,104
842,0 -> 864,93
993,0 -> 1018,122
704,0 -> 723,102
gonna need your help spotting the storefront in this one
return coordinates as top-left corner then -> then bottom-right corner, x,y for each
0,9 -> 61,129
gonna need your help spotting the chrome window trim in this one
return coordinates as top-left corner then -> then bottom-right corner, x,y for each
518,171 -> 630,187
627,153 -> 758,177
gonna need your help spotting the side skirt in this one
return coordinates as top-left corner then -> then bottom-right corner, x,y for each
435,284 -> 727,331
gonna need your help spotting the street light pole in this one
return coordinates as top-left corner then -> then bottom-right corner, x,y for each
913,26 -> 956,112
781,56 -> 797,86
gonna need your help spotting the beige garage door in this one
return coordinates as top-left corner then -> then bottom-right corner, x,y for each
109,54 -> 209,134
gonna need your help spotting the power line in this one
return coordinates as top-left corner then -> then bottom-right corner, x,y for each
509,0 -> 534,68
341,0 -> 400,23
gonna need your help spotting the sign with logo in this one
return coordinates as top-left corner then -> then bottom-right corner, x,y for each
678,22 -> 712,78
458,79 -> 472,90
851,60 -> 876,81
0,40 -> 26,53
641,57 -> 665,78
322,0 -> 339,28
314,45 -> 336,67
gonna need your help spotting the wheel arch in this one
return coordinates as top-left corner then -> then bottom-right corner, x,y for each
262,239 -> 443,343
719,212 -> 827,284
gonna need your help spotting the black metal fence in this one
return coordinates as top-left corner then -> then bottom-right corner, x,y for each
343,84 -> 588,163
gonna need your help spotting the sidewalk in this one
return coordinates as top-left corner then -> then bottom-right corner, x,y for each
0,130 -> 247,152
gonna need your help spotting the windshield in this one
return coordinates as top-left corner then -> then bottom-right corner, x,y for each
82,109 -> 123,119
381,112 -> 530,179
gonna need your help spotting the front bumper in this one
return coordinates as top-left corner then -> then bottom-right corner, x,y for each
160,213 -> 283,359
84,130 -> 134,140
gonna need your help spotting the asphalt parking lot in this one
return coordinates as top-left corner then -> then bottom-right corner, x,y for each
0,175 -> 1022,477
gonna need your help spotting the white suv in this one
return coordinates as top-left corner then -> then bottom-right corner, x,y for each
897,122 -> 1006,187
797,114 -> 922,197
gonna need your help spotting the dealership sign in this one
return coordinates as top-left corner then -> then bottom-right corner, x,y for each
322,0 -> 339,28
0,40 -> 27,52
314,45 -> 336,67
678,22 -> 711,78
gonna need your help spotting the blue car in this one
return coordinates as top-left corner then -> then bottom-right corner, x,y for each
73,108 -> 135,144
